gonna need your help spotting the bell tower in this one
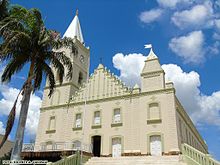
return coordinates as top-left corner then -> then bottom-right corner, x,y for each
41,10 -> 90,107
141,46 -> 165,92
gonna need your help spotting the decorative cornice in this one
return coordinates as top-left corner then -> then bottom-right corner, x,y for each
141,70 -> 164,77
40,88 -> 175,111
44,82 -> 79,90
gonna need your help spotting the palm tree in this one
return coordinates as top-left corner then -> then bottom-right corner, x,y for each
0,6 -> 77,160
0,0 -> 9,21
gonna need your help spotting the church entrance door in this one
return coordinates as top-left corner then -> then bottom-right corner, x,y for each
112,137 -> 122,157
150,135 -> 162,156
92,135 -> 101,157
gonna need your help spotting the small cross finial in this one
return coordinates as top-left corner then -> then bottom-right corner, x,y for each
76,9 -> 79,16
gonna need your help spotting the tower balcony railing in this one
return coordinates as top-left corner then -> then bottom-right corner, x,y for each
22,142 -> 93,153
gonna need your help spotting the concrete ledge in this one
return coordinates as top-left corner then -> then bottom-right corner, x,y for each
46,130 -> 56,134
91,125 -> 102,129
72,127 -> 82,131
147,119 -> 162,124
111,123 -> 123,127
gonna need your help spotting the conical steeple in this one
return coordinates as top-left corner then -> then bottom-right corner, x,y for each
63,9 -> 84,43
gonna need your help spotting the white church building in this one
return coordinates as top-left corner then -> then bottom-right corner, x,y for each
33,11 -> 214,161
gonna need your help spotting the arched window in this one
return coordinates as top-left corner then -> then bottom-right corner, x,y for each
78,72 -> 83,85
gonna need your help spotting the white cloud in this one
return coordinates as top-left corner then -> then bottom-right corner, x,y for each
215,19 -> 220,30
157,0 -> 193,8
0,85 -> 42,136
0,66 -> 42,136
208,41 -> 220,55
169,31 -> 205,64
0,121 -> 5,135
113,53 -> 146,87
112,53 -> 220,127
139,8 -> 163,23
162,64 -> 220,126
171,2 -> 214,29
213,33 -> 220,40
157,0 -> 179,8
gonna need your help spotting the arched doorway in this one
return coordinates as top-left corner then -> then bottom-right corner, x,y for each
92,135 -> 101,157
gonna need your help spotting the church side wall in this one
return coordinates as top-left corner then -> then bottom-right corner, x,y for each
175,99 -> 208,154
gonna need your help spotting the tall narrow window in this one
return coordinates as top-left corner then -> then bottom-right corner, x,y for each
113,108 -> 121,123
48,116 -> 56,130
78,72 -> 83,85
179,119 -> 183,140
94,111 -> 101,125
148,103 -> 160,120
75,114 -> 82,128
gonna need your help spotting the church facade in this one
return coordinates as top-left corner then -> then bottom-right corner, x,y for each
35,12 -> 208,157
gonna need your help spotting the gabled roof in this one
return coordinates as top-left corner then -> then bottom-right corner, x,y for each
63,10 -> 84,43
71,64 -> 130,103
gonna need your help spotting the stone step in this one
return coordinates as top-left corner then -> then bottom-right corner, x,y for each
84,156 -> 187,165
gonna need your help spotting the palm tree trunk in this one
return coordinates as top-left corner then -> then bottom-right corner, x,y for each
10,82 -> 32,161
10,61 -> 34,162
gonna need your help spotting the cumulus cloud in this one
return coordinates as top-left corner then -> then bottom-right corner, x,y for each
213,33 -> 220,40
171,2 -> 214,29
157,0 -> 193,8
169,31 -> 205,64
0,121 -> 5,135
112,53 -> 220,127
139,8 -> 163,23
162,64 -> 220,126
215,19 -> 220,30
140,0 -> 220,61
0,85 -> 42,136
113,53 -> 146,87
0,66 -> 42,136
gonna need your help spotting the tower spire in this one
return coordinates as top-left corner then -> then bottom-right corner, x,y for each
63,9 -> 84,43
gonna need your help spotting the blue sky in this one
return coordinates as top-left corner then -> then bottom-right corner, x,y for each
0,0 -> 220,160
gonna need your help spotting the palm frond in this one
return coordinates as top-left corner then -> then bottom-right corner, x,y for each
1,53 -> 29,82
52,51 -> 73,80
41,61 -> 55,97
46,51 -> 65,84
